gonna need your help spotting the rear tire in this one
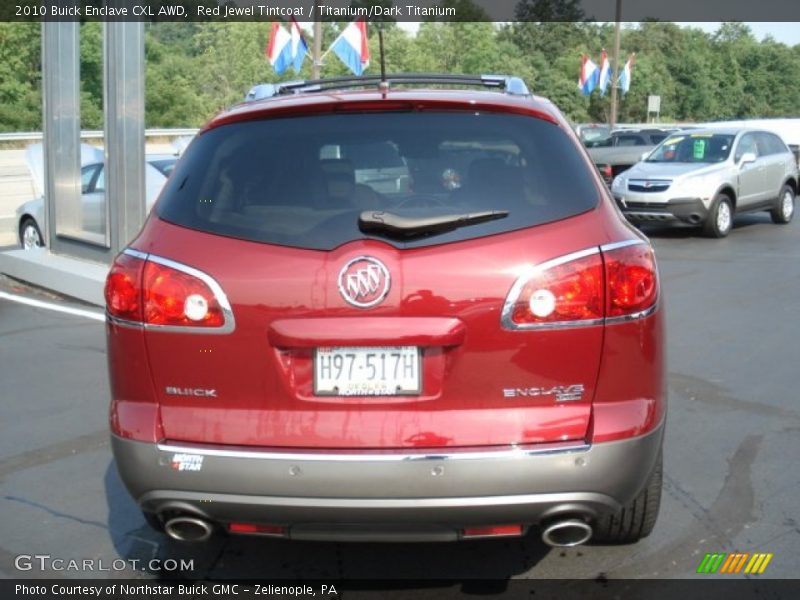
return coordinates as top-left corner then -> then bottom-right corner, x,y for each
703,193 -> 733,238
770,184 -> 795,224
592,451 -> 662,544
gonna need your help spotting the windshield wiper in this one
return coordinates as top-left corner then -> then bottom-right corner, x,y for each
359,210 -> 509,239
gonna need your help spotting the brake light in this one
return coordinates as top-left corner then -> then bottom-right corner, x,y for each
604,243 -> 658,318
105,250 -> 233,331
105,253 -> 144,322
504,252 -> 604,328
600,164 -> 613,179
502,242 -> 658,329
143,260 -> 224,327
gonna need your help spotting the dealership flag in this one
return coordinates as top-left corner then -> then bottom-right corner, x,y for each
598,50 -> 611,95
330,20 -> 370,76
618,53 -> 636,95
289,17 -> 308,73
578,54 -> 599,96
266,22 -> 293,75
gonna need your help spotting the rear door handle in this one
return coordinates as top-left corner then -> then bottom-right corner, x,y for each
268,317 -> 467,348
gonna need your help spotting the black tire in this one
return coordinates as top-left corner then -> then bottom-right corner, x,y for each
770,184 -> 795,224
592,451 -> 662,544
703,193 -> 734,238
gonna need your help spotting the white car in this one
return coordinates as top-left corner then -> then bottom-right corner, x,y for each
16,145 -> 177,249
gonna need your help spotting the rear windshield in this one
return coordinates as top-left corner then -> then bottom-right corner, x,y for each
156,111 -> 599,250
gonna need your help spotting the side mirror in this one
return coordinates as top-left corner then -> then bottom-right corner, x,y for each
640,151 -> 651,161
738,152 -> 757,166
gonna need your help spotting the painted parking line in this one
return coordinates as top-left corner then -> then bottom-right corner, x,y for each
0,290 -> 105,322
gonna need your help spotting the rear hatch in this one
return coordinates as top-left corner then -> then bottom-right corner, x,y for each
141,108 -> 605,450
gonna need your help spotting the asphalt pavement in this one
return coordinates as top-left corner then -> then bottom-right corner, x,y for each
0,212 -> 798,583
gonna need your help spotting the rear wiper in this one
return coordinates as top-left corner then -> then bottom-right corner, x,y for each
359,210 -> 509,239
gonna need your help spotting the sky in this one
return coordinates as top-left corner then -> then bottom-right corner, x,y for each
393,22 -> 800,47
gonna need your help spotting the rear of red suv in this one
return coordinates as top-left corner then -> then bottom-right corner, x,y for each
106,76 -> 665,546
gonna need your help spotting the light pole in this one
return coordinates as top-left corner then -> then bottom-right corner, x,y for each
609,0 -> 622,128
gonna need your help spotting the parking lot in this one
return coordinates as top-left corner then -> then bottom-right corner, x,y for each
0,212 -> 799,582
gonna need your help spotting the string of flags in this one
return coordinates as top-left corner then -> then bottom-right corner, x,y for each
266,19 -> 370,76
578,51 -> 635,96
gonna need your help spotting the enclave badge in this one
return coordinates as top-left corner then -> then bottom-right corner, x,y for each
338,256 -> 391,308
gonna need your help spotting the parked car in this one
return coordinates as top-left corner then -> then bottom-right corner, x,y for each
105,74 -> 665,547
588,128 -> 677,184
611,128 -> 798,237
16,154 -> 176,249
575,123 -> 611,145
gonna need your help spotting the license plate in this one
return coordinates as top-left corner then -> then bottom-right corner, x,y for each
314,346 -> 421,396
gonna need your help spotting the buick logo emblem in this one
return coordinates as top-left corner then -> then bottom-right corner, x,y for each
338,256 -> 391,308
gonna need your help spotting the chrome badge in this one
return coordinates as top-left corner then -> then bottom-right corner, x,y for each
338,256 -> 391,308
503,384 -> 585,402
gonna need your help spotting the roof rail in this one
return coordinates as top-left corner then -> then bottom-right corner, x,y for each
246,74 -> 531,100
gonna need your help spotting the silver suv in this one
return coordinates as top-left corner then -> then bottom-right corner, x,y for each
611,128 -> 798,237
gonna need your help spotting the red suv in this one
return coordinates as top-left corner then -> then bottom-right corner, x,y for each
106,75 -> 665,547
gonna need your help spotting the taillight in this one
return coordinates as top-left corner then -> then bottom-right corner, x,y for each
503,251 -> 604,329
604,243 -> 658,319
105,250 -> 233,332
502,242 -> 658,329
105,253 -> 144,322
143,260 -> 225,327
598,164 -> 613,180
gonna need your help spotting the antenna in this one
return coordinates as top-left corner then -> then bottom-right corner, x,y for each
378,27 -> 388,93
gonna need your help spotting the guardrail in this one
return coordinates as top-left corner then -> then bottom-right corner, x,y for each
0,129 -> 199,143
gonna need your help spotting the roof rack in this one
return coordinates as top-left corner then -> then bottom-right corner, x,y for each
249,74 -> 530,99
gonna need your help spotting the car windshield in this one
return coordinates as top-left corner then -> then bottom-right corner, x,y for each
148,158 -> 177,177
646,133 -> 735,163
156,111 -> 599,250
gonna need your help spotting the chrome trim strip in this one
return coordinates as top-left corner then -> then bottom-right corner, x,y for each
599,239 -> 645,252
123,247 -> 148,261
106,313 -> 143,329
501,240 -> 656,331
605,302 -> 659,325
156,442 -> 591,462
114,248 -> 236,335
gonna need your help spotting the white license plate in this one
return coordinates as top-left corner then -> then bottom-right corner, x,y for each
314,346 -> 421,396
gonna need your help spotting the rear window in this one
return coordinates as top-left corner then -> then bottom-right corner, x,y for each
156,112 -> 599,250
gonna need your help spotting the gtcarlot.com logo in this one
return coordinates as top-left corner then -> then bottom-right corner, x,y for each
696,552 -> 773,575
14,554 -> 194,572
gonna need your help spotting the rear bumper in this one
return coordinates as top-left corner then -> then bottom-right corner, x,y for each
112,421 -> 664,541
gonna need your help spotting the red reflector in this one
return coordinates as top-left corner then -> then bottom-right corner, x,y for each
604,244 -> 658,317
462,524 -> 523,538
228,523 -> 286,536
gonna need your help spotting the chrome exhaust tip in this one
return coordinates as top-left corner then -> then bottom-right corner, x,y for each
164,516 -> 214,542
541,518 -> 593,547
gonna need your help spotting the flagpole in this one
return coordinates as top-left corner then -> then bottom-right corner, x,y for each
609,0 -> 622,128
312,1 -> 321,78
